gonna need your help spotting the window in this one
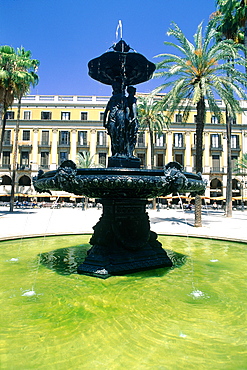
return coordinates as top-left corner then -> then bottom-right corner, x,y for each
211,134 -> 220,148
78,131 -> 87,145
155,133 -> 165,147
137,132 -> 145,147
61,112 -> 70,120
20,151 -> 29,167
175,114 -> 182,123
41,111 -> 52,120
23,111 -> 31,120
211,116 -> 219,124
41,130 -> 49,145
81,112 -> 88,121
212,154 -> 220,171
40,152 -> 49,168
194,115 -> 197,123
59,131 -> 70,145
6,111 -> 14,119
2,151 -> 10,167
99,153 -> 106,167
100,112 -> 104,121
230,117 -> 237,125
22,130 -> 30,141
3,130 -> 11,144
174,153 -> 184,166
97,131 -> 107,146
174,133 -> 183,147
231,155 -> 238,170
157,153 -> 164,167
59,152 -> 68,164
231,135 -> 239,149
137,153 -> 146,167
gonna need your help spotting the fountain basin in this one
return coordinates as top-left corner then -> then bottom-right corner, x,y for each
1,234 -> 246,369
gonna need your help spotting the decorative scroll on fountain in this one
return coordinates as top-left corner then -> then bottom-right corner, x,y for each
33,39 -> 206,278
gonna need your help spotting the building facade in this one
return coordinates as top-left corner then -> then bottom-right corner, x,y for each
1,94 -> 247,203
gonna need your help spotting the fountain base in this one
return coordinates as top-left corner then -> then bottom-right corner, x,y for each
77,198 -> 172,278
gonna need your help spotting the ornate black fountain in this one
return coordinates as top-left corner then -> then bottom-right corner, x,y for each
33,40 -> 206,278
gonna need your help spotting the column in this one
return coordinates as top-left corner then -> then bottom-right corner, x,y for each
166,131 -> 173,163
203,132 -> 210,173
31,128 -> 39,171
51,129 -> 58,170
185,131 -> 192,172
70,129 -> 77,163
90,129 -> 97,159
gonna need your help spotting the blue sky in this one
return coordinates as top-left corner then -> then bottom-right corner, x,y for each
0,0 -> 216,96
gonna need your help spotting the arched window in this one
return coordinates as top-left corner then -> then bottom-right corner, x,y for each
210,178 -> 223,197
1,175 -> 12,185
18,175 -> 31,186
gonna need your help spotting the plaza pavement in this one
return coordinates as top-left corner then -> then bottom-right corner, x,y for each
0,205 -> 246,243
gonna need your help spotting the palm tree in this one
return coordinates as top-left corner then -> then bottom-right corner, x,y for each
154,21 -> 247,226
213,0 -> 247,217
137,95 -> 169,168
9,47 -> 39,212
77,151 -> 104,209
234,153 -> 247,173
0,45 -> 17,157
214,0 -> 247,64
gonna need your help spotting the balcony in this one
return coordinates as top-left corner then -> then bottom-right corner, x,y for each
77,141 -> 90,148
210,167 -> 225,173
58,142 -> 71,148
154,143 -> 167,149
39,164 -> 50,170
96,140 -> 108,148
19,142 -> 32,151
0,164 -> 11,170
210,145 -> 223,151
172,145 -> 185,150
2,140 -> 13,149
38,141 -> 51,148
17,164 -> 31,171
136,142 -> 147,148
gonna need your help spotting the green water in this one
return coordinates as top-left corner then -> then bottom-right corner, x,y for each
1,235 -> 247,370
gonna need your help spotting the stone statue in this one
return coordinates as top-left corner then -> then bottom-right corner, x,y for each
103,80 -> 129,157
126,86 -> 138,157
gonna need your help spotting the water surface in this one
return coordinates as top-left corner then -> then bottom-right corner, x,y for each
1,235 -> 246,369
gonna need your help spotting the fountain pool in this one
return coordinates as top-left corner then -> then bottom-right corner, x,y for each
1,234 -> 246,369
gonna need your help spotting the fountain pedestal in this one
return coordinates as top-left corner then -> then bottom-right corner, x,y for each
77,198 -> 172,278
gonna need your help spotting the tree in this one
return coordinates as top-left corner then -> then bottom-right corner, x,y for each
137,95 -> 169,168
0,46 -> 17,157
77,151 -> 104,209
214,0 -> 247,64
234,153 -> 247,172
8,47 -> 39,212
213,0 -> 247,217
154,21 -> 247,226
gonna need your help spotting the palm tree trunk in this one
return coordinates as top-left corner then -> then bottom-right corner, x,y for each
194,97 -> 205,227
9,98 -> 21,212
149,129 -> 156,209
244,19 -> 247,74
0,112 -> 7,159
225,108 -> 232,217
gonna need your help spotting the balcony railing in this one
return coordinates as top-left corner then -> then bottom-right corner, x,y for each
154,143 -> 167,149
210,145 -> 223,151
210,167 -> 225,173
136,142 -> 147,148
58,142 -> 70,147
39,164 -> 50,170
77,141 -> 90,147
38,141 -> 51,148
96,141 -> 108,147
17,164 -> 31,171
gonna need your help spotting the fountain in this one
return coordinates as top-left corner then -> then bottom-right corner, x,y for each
33,39 -> 206,278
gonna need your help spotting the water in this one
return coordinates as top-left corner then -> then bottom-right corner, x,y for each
1,235 -> 247,369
